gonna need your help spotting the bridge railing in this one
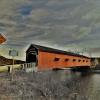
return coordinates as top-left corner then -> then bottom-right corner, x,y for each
21,63 -> 37,72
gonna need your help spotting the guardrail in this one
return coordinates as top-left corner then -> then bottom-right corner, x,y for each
0,63 -> 37,73
0,64 -> 22,73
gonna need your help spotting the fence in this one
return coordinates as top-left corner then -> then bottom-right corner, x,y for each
21,63 -> 37,72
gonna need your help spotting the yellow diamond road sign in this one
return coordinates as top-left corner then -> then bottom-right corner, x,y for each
0,33 -> 6,44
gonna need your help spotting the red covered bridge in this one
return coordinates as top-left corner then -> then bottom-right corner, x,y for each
26,44 -> 91,71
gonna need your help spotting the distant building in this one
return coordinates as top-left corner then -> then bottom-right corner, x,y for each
91,57 -> 100,67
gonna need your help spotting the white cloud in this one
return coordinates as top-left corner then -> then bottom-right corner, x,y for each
28,8 -> 49,21
72,27 -> 92,39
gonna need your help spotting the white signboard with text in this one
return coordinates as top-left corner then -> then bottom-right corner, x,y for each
9,50 -> 18,57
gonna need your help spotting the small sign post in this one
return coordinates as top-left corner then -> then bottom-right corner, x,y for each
9,49 -> 18,80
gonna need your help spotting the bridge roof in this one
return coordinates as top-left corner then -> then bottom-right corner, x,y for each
27,44 -> 90,59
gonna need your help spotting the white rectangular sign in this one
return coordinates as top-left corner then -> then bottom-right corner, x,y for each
9,50 -> 18,57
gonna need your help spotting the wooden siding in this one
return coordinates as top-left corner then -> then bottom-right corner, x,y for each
38,50 -> 91,71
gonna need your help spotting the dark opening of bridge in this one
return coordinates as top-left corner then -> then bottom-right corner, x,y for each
26,51 -> 38,66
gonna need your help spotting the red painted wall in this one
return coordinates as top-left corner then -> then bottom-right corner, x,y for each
38,50 -> 91,71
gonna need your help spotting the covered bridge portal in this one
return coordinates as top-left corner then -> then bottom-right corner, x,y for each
26,44 -> 91,71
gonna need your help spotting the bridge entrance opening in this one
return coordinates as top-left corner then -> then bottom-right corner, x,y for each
24,51 -> 38,72
27,51 -> 38,66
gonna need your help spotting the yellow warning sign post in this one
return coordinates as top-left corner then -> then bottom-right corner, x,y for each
0,33 -> 6,44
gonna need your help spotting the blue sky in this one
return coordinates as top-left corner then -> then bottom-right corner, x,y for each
0,0 -> 100,60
